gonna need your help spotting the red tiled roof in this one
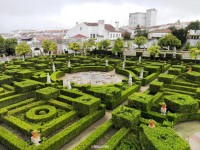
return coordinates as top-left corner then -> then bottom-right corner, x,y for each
71,34 -> 88,39
84,22 -> 116,32
150,29 -> 171,33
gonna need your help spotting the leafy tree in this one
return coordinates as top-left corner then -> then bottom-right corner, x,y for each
196,42 -> 200,49
134,36 -> 147,49
147,44 -> 161,59
83,38 -> 95,49
169,27 -> 187,48
158,33 -> 181,50
112,38 -> 124,56
4,38 -> 17,55
15,42 -> 31,57
134,25 -> 148,37
0,35 -> 5,54
42,40 -> 57,54
185,42 -> 191,50
186,20 -> 200,30
123,32 -> 131,40
68,42 -> 81,51
97,40 -> 111,50
189,47 -> 199,63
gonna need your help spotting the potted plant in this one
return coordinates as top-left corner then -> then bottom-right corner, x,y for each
160,102 -> 167,115
31,130 -> 41,146
148,119 -> 155,128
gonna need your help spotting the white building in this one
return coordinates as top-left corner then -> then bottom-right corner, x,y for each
148,29 -> 171,39
187,30 -> 200,46
129,8 -> 157,28
66,20 -> 121,42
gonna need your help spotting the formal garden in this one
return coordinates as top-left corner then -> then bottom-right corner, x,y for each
1,50 -> 200,150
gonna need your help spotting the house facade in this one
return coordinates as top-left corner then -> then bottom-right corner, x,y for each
148,29 -> 171,39
66,20 -> 121,43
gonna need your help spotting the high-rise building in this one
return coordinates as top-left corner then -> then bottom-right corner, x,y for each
129,8 -> 157,28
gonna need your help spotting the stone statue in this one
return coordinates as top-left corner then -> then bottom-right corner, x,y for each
47,73 -> 51,83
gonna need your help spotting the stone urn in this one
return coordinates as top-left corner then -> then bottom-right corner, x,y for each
148,119 -> 155,128
160,103 -> 167,115
31,131 -> 41,146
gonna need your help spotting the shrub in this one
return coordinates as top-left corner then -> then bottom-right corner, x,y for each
168,68 -> 182,75
74,120 -> 113,150
112,106 -> 141,129
0,126 -> 30,150
0,74 -> 13,85
72,95 -> 101,117
158,74 -> 176,84
128,93 -> 153,111
164,94 -> 199,113
35,87 -> 60,100
142,73 -> 159,86
25,105 -> 57,122
14,80 -> 42,93
144,65 -> 161,74
149,81 -> 164,94
185,71 -> 200,82
140,126 -> 190,150
100,127 -> 130,150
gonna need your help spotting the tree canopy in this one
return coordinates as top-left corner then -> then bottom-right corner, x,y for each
123,32 -> 131,40
0,35 -> 5,54
112,38 -> 124,54
169,27 -> 187,48
189,47 -> 199,62
186,20 -> 200,31
15,42 -> 31,56
134,36 -> 147,49
4,38 -> 17,55
147,44 -> 161,59
42,40 -> 57,54
68,42 -> 81,51
83,38 -> 95,49
158,33 -> 181,50
97,39 -> 111,50
134,25 -> 148,37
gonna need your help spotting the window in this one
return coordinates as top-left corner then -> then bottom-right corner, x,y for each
110,34 -> 112,38
113,34 -> 115,38
93,34 -> 95,38
116,34 -> 118,38
80,27 -> 82,30
90,34 -> 93,38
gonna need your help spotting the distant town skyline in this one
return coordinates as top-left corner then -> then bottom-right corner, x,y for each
0,0 -> 199,33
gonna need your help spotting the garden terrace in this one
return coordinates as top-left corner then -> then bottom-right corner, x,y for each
0,53 -> 199,149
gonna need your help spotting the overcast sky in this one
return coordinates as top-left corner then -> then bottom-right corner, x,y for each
0,0 -> 199,33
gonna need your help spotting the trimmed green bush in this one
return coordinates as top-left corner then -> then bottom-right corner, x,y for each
168,68 -> 182,75
149,81 -> 164,94
25,105 -> 57,122
0,126 -> 30,150
128,93 -> 153,111
158,74 -> 176,84
100,127 -> 130,150
35,87 -> 59,100
74,120 -> 113,150
0,74 -> 13,85
142,73 -> 159,86
14,80 -> 42,93
164,94 -> 199,113
186,71 -> 200,82
112,106 -> 141,129
72,95 -> 100,117
140,126 -> 190,150
144,65 -> 161,74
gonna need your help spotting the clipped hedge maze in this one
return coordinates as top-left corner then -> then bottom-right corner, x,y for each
0,54 -> 199,149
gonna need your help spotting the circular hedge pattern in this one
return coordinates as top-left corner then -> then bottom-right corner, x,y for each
25,105 -> 57,122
